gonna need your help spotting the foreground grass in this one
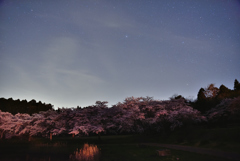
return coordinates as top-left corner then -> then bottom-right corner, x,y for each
99,144 -> 234,161
155,125 -> 240,153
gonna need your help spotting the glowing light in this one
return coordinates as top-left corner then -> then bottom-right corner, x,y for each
69,143 -> 100,161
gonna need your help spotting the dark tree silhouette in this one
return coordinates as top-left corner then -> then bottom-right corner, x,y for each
197,88 -> 206,101
234,79 -> 240,90
0,98 -> 53,115
217,85 -> 231,100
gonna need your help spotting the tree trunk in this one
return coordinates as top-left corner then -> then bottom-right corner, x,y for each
0,131 -> 4,139
28,135 -> 32,142
50,132 -> 52,141
98,133 -> 101,141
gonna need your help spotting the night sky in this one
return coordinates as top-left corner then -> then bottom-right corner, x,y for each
1,0 -> 240,108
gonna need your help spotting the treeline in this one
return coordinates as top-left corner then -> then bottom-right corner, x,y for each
0,98 -> 53,115
193,79 -> 240,113
1,96 -> 239,140
0,79 -> 239,139
0,79 -> 239,116
0,97 -> 205,139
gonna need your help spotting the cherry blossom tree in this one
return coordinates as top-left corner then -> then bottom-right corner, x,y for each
0,96 -> 209,139
206,96 -> 240,124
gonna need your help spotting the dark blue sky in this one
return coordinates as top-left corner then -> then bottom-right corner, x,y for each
0,0 -> 240,108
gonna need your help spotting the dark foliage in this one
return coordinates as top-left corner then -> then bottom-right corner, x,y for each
0,98 -> 53,115
234,79 -> 240,90
193,79 -> 240,113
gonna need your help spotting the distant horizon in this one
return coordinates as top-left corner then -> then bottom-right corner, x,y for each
1,78 -> 239,109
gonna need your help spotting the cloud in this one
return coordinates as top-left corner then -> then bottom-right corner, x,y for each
39,37 -> 104,90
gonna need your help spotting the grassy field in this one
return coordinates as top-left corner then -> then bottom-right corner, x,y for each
98,144 -> 235,161
155,125 -> 240,153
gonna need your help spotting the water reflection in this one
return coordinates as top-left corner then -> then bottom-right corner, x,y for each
69,143 -> 100,161
0,143 -> 100,161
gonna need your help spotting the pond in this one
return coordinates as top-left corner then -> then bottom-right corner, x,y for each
69,143 -> 100,161
0,141 -> 231,161
0,143 -> 100,161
